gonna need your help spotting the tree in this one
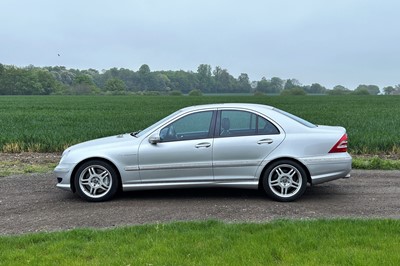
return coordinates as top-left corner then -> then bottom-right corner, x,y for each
384,85 -> 400,95
237,73 -> 251,93
0,64 -> 12,94
169,90 -> 182,96
34,69 -> 58,95
138,64 -> 150,75
307,83 -> 326,94
96,68 -> 138,91
213,67 -> 235,93
256,77 -> 284,94
212,66 -> 223,93
8,63 -> 395,96
355,84 -> 380,95
72,74 -> 99,94
197,64 -> 213,92
327,85 -> 351,95
104,78 -> 126,92
281,87 -> 306,96
394,85 -> 400,95
0,66 -> 59,95
333,85 -> 348,91
152,73 -> 169,91
352,88 -> 370,95
284,79 -> 301,90
188,89 -> 202,96
255,77 -> 270,93
270,77 -> 284,94
161,70 -> 197,93
136,64 -> 169,91
369,85 -> 380,95
383,86 -> 395,95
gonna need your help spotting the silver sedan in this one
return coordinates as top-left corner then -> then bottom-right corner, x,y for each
54,103 -> 351,202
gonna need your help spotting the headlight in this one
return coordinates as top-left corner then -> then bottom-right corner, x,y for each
60,149 -> 71,162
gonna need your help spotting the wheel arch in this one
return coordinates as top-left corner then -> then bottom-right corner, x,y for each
70,157 -> 122,193
258,157 -> 311,189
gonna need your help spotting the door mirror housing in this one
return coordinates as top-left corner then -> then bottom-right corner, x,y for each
149,127 -> 169,144
148,135 -> 161,144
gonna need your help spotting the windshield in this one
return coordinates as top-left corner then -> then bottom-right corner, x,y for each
273,108 -> 317,128
134,109 -> 183,138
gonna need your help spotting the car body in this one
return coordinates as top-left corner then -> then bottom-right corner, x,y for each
54,103 -> 352,202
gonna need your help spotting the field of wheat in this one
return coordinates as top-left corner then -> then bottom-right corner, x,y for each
1,95 -> 399,154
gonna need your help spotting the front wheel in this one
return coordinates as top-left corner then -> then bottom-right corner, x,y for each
262,160 -> 307,202
74,160 -> 119,202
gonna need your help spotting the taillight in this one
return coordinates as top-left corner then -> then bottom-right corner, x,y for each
329,134 -> 348,153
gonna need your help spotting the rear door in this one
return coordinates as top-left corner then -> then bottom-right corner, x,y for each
212,109 -> 285,181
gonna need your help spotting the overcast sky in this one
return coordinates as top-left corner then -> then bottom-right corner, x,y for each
1,0 -> 399,89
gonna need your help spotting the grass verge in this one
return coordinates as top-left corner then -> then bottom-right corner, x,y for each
0,161 -> 56,177
0,153 -> 58,177
0,220 -> 399,265
352,155 -> 400,170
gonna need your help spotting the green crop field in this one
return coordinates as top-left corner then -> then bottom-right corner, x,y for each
1,95 -> 399,154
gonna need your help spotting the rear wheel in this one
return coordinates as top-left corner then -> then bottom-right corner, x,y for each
74,160 -> 119,202
262,160 -> 307,202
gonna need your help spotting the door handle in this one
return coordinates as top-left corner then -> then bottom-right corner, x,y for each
195,142 -> 211,148
257,139 -> 273,145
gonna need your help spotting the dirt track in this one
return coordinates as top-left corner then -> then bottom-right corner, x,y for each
1,170 -> 399,235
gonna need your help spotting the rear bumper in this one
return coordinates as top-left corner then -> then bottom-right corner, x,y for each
301,153 -> 352,185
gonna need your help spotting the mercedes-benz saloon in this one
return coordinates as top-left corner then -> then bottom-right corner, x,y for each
54,103 -> 352,202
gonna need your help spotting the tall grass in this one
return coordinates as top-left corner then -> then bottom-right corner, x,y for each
1,95 -> 399,154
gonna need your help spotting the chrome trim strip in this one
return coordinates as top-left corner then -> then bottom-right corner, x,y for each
311,171 -> 352,185
54,167 -> 70,173
56,183 -> 72,191
129,159 -> 262,172
138,160 -> 260,171
124,166 -> 140,171
140,162 -> 212,171
213,160 -> 261,168
301,155 -> 351,165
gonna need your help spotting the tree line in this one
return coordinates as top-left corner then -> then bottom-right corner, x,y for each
0,63 -> 399,95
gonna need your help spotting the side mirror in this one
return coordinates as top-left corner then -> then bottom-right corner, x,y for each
149,127 -> 169,144
148,135 -> 161,144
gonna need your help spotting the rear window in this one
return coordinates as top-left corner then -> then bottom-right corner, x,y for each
273,108 -> 317,128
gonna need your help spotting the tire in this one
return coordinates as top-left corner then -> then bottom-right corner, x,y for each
74,160 -> 119,202
262,160 -> 307,202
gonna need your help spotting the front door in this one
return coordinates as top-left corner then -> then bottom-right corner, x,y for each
138,111 -> 215,183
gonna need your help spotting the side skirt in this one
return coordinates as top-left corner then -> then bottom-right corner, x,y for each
122,181 -> 259,191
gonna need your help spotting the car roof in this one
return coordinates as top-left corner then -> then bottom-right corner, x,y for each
179,103 -> 275,112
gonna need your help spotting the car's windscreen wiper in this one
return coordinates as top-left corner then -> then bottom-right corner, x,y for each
130,130 -> 141,137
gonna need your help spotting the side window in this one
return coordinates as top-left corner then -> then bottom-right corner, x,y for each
160,111 -> 213,142
257,115 -> 280,135
219,110 -> 279,137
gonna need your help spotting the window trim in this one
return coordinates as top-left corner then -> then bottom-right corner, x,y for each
159,110 -> 217,143
214,109 -> 280,138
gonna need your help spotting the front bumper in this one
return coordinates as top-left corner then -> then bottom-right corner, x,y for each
54,163 -> 76,191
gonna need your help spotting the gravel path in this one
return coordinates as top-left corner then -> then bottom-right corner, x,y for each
1,170 -> 399,235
